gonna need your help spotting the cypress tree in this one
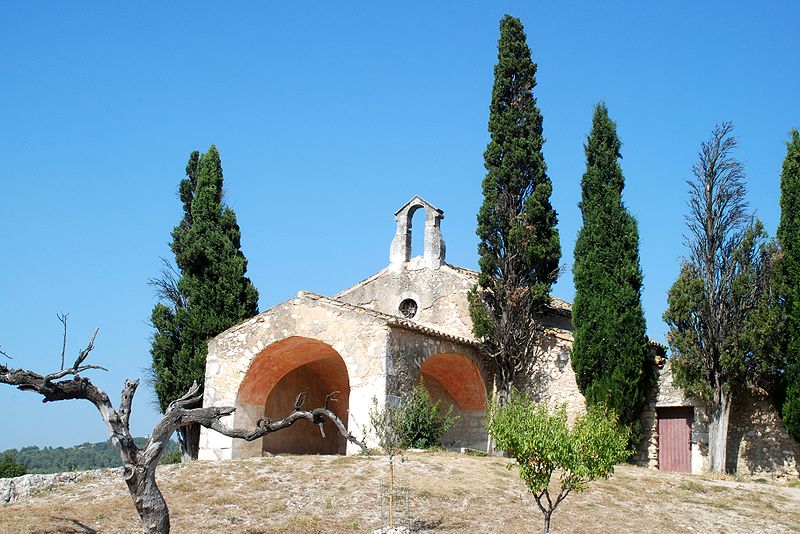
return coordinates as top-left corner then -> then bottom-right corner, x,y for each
469,15 -> 561,400
570,104 -> 648,444
778,129 -> 800,441
150,146 -> 259,459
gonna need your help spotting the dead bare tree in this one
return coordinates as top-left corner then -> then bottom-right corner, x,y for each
0,326 -> 366,534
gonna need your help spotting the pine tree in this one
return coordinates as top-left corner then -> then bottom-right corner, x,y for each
150,146 -> 259,459
779,129 -> 800,441
469,15 -> 561,400
570,103 -> 649,445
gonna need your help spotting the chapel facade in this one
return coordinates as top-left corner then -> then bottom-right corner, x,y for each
198,196 -> 579,459
198,196 -> 799,480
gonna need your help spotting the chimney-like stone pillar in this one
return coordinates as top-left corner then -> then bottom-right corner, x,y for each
389,196 -> 445,271
424,207 -> 445,269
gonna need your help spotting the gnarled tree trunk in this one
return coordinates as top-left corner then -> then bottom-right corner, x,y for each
0,328 -> 366,534
707,390 -> 732,474
125,466 -> 170,534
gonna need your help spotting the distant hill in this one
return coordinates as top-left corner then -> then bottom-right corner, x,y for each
0,438 -> 179,474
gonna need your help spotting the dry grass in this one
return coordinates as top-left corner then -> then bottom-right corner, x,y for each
2,452 -> 799,533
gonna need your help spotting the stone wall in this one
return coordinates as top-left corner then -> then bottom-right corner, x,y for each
199,292 -> 392,460
0,471 -> 85,504
421,372 -> 488,451
514,330 -> 585,424
336,263 -> 478,341
637,359 -> 799,479
387,327 -> 491,451
636,360 -> 708,473
726,389 -> 800,479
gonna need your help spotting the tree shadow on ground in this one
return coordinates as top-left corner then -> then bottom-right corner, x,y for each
47,517 -> 98,534
410,517 -> 443,532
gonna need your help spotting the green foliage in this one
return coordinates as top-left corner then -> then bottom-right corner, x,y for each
368,397 -> 404,460
571,103 -> 649,447
150,146 -> 259,455
367,382 -> 458,453
779,129 -> 800,441
0,438 -> 178,474
0,453 -> 27,478
486,391 -> 629,533
158,449 -> 182,465
663,123 -> 782,470
666,223 -> 781,402
398,381 -> 457,449
470,14 -> 561,395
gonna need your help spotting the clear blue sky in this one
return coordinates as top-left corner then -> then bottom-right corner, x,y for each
1,3 -> 798,450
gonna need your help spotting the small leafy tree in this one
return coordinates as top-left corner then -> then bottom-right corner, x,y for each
399,380 -> 457,449
0,453 -> 27,478
486,392 -> 629,534
368,397 -> 405,529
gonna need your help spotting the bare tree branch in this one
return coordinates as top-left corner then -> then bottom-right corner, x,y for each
148,257 -> 188,311
72,327 -> 99,370
0,328 -> 366,534
57,312 -> 68,370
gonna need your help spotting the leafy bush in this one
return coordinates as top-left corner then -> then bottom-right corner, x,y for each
159,450 -> 182,465
486,391 -> 630,534
0,453 -> 28,478
368,381 -> 458,453
399,380 -> 457,449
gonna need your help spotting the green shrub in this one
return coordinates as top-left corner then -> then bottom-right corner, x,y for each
0,454 -> 28,478
159,450 -> 182,465
399,380 -> 458,449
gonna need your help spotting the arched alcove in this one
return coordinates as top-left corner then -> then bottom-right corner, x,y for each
236,336 -> 350,455
417,352 -> 489,451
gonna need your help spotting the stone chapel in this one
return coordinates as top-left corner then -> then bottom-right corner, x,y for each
198,196 -> 799,480
198,195 -> 578,460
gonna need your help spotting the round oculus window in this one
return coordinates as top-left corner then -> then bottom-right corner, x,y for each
399,298 -> 418,319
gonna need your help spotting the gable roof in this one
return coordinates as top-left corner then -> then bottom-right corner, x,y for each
393,195 -> 444,217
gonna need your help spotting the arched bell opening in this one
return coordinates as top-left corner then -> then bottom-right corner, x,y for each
235,336 -> 350,456
417,352 -> 489,451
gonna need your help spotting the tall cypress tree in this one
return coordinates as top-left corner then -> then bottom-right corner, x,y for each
571,103 -> 648,444
469,15 -> 561,400
779,129 -> 800,441
150,146 -> 259,459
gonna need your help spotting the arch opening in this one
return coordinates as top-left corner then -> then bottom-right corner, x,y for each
236,336 -> 350,456
408,204 -> 426,259
417,352 -> 489,451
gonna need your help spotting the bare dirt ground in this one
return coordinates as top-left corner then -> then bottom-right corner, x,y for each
2,452 -> 799,533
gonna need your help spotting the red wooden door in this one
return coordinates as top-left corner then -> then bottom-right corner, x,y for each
658,407 -> 693,473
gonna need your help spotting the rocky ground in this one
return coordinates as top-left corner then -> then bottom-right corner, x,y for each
2,452 -> 799,533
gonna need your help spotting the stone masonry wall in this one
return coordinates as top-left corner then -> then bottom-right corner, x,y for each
637,359 -> 799,479
727,389 -> 800,480
199,292 -> 392,460
421,372 -> 488,452
336,263 -> 478,341
387,327 -> 491,451
636,360 -> 708,473
515,330 -> 586,424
